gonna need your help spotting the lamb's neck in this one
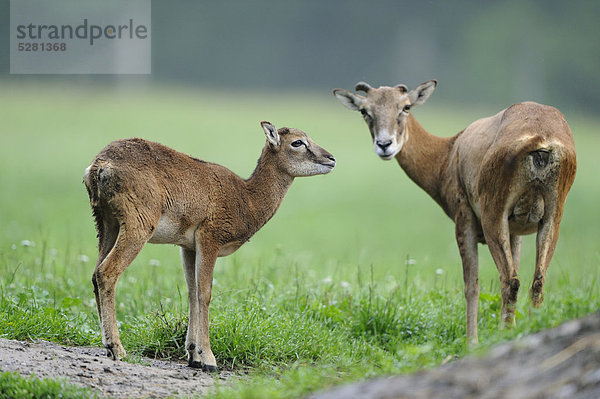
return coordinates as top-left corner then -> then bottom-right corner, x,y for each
244,146 -> 294,229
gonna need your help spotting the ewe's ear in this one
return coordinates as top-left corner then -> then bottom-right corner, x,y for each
261,121 -> 280,147
333,89 -> 365,111
408,80 -> 437,105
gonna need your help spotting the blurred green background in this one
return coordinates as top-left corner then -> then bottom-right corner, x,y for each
2,1 -> 600,111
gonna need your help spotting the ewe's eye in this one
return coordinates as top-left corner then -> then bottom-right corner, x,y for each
360,109 -> 371,119
291,140 -> 304,148
403,104 -> 411,112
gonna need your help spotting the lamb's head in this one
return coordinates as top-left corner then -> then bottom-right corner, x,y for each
260,121 -> 336,177
333,80 -> 437,160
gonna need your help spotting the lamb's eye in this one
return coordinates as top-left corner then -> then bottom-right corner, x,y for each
291,140 -> 304,148
403,104 -> 411,112
360,109 -> 371,119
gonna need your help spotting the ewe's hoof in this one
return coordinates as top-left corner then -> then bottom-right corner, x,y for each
530,280 -> 544,307
531,291 -> 544,308
188,360 -> 218,373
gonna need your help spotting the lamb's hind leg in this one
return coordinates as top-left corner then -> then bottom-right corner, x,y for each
92,218 -> 151,360
92,212 -> 119,326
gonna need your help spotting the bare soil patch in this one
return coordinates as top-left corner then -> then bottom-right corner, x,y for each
0,339 -> 236,398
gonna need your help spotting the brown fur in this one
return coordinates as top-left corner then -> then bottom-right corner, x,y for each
334,82 -> 576,345
83,122 -> 335,370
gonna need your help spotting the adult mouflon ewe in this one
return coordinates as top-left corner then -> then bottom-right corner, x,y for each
84,121 -> 335,371
334,80 -> 576,345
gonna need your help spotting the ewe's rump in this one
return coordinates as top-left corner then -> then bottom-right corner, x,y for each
473,102 -> 576,234
454,102 -> 576,231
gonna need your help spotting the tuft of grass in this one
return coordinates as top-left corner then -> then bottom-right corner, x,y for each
0,372 -> 100,399
0,285 -> 99,346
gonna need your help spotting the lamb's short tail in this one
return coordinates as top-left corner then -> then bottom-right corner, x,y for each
83,161 -> 109,239
83,162 -> 101,206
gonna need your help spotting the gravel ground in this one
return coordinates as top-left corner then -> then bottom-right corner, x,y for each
0,339 -> 237,398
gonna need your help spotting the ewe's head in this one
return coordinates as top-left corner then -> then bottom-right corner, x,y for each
333,80 -> 437,160
260,121 -> 336,177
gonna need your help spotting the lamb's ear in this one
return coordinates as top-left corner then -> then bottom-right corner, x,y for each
333,88 -> 365,111
261,121 -> 280,147
408,80 -> 437,105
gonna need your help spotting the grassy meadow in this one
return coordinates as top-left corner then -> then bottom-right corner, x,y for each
1,82 -> 599,398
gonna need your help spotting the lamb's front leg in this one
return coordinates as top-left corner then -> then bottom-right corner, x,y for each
182,241 -> 218,372
195,243 -> 218,372
196,248 -> 218,372
181,248 -> 202,368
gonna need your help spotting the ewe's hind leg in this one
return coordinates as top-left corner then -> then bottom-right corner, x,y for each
481,212 -> 519,327
93,221 -> 151,360
531,196 -> 563,307
510,235 -> 522,274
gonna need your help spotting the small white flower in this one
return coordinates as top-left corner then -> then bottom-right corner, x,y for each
77,254 -> 90,263
149,259 -> 161,267
435,268 -> 444,275
20,240 -> 35,247
49,248 -> 58,258
322,277 -> 333,284
11,244 -> 16,250
405,258 -> 417,265
340,281 -> 351,289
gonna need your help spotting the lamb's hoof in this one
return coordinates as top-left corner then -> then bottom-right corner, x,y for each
203,364 -> 218,373
188,360 -> 218,373
105,344 -> 126,361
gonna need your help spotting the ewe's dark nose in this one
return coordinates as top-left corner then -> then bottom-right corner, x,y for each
326,155 -> 336,163
376,140 -> 392,150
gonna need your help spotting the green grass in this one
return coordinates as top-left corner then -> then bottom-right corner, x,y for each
0,372 -> 99,399
0,82 -> 599,398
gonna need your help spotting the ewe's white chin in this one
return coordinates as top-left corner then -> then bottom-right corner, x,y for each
375,149 -> 399,160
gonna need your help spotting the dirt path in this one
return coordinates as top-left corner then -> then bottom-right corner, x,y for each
0,339 -> 236,398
